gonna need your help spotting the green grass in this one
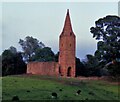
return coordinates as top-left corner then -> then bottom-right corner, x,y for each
2,75 -> 120,101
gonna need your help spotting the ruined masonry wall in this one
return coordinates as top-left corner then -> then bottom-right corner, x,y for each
27,62 -> 59,76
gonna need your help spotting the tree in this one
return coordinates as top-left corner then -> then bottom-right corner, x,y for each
31,47 -> 55,62
9,46 -> 17,54
19,36 -> 56,62
2,46 -> 26,76
54,52 -> 59,62
90,15 -> 120,63
19,36 -> 45,62
2,49 -> 15,76
75,57 -> 85,76
90,15 -> 120,77
106,62 -> 120,77
82,54 -> 101,76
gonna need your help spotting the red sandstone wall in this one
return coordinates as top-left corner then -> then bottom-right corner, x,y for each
27,62 -> 59,76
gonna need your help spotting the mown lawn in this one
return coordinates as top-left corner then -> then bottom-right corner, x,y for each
2,75 -> 120,101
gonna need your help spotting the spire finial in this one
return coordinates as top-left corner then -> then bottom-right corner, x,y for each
67,9 -> 69,15
67,9 -> 69,12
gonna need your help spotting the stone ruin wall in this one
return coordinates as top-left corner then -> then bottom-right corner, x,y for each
27,62 -> 59,76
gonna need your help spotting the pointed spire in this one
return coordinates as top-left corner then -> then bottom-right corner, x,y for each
67,9 -> 69,15
62,9 -> 73,35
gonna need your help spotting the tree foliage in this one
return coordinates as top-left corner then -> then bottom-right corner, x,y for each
90,15 -> 120,63
31,47 -> 55,62
19,36 -> 45,62
106,62 -> 120,77
82,54 -> 103,77
54,52 -> 59,62
90,15 -> 120,77
75,57 -> 85,76
2,46 -> 26,76
19,36 -> 55,62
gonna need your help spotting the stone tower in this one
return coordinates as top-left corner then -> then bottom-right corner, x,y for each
59,9 -> 76,77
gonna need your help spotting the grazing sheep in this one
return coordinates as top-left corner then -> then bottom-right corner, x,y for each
88,91 -> 95,96
51,92 -> 57,99
26,90 -> 30,93
12,95 -> 19,101
76,90 -> 81,95
85,98 -> 88,100
59,89 -> 62,91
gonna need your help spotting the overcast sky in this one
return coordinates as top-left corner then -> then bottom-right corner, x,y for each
1,2 -> 118,59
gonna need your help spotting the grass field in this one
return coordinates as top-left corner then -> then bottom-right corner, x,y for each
2,75 -> 120,101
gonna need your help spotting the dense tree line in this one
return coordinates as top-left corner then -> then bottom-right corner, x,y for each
2,36 -> 56,76
2,46 -> 26,76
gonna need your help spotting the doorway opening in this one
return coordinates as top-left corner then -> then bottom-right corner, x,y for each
67,67 -> 71,77
59,66 -> 61,75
